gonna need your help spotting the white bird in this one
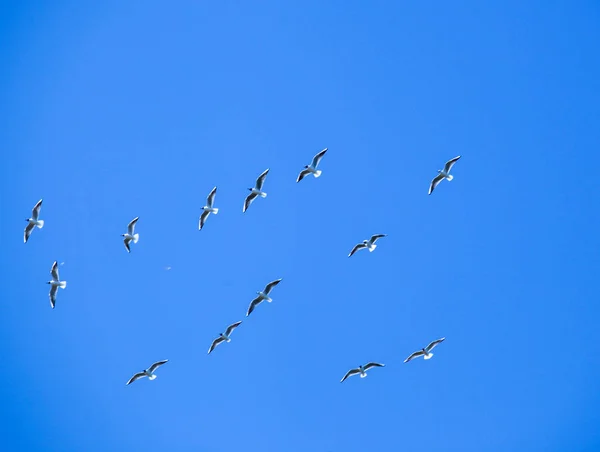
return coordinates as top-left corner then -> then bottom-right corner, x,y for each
404,337 -> 446,363
199,187 -> 219,230
47,261 -> 67,309
246,278 -> 283,316
126,359 -> 168,385
208,321 -> 243,354
348,234 -> 387,257
243,169 -> 269,213
297,148 -> 328,183
121,217 -> 139,253
428,156 -> 461,195
340,362 -> 385,383
24,199 -> 44,243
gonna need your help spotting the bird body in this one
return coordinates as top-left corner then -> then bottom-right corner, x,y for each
243,169 -> 270,212
428,156 -> 461,195
121,217 -> 139,252
24,199 -> 44,243
199,187 -> 219,230
297,148 -> 328,182
126,360 -> 168,385
246,278 -> 282,316
404,338 -> 446,363
340,362 -> 385,382
47,261 -> 67,309
348,234 -> 387,257
208,321 -> 243,354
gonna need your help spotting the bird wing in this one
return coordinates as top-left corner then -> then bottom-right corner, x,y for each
32,199 -> 43,220
425,337 -> 446,353
49,285 -> 58,309
340,368 -> 361,383
263,278 -> 282,294
243,192 -> 258,213
148,360 -> 168,373
246,296 -> 263,316
206,187 -> 217,207
225,321 -> 243,336
127,217 -> 139,235
51,261 -> 59,281
363,362 -> 385,370
296,168 -> 311,183
255,168 -> 269,190
24,222 -> 35,243
348,243 -> 366,257
123,237 -> 131,253
404,350 -> 425,363
199,210 -> 210,230
428,174 -> 445,195
370,234 -> 387,244
208,336 -> 227,354
443,156 -> 461,173
126,372 -> 147,385
311,148 -> 328,168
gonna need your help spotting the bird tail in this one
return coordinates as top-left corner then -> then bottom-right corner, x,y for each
368,244 -> 377,252
36,220 -> 45,228
424,353 -> 433,360
60,281 -> 67,289
149,374 -> 157,380
446,174 -> 454,181
360,373 -> 367,378
211,208 -> 219,214
133,233 -> 139,243
259,192 -> 267,198
313,170 -> 322,178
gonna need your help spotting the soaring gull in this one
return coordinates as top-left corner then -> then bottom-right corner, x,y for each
121,217 -> 139,253
199,187 -> 219,230
246,278 -> 283,316
24,199 -> 44,243
404,338 -> 446,363
47,261 -> 67,309
208,321 -> 243,354
340,362 -> 385,382
297,148 -> 328,183
126,360 -> 169,385
428,156 -> 461,195
243,169 -> 269,213
348,234 -> 387,257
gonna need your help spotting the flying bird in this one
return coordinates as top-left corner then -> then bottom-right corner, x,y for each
404,337 -> 446,363
126,360 -> 168,385
24,199 -> 44,243
199,187 -> 219,230
297,148 -> 328,183
243,169 -> 269,213
121,217 -> 139,252
348,234 -> 387,257
340,362 -> 385,382
47,261 -> 67,309
208,321 -> 243,354
246,278 -> 283,316
428,156 -> 461,195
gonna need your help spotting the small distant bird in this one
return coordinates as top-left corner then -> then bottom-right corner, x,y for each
404,337 -> 446,363
199,187 -> 219,230
246,278 -> 283,316
208,321 -> 243,354
121,217 -> 139,253
47,261 -> 67,309
24,199 -> 44,243
428,156 -> 461,195
297,148 -> 328,183
348,234 -> 387,257
126,359 -> 168,385
340,362 -> 385,383
243,169 -> 269,213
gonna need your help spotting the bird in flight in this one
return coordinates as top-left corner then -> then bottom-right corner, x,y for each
208,321 -> 243,354
24,199 -> 44,243
348,234 -> 387,257
47,261 -> 67,309
428,156 -> 461,195
246,278 -> 283,316
340,362 -> 385,382
126,359 -> 169,385
121,217 -> 140,253
404,338 -> 446,363
296,148 -> 328,183
199,187 -> 219,230
243,169 -> 269,213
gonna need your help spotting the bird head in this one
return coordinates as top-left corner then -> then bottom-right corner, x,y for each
25,218 -> 30,222
363,240 -> 368,244
304,165 -> 308,168
248,188 -> 253,191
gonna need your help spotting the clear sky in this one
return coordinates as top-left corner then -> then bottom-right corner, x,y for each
1,1 -> 599,451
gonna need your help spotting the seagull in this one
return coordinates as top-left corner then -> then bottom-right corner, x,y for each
404,338 -> 446,363
208,321 -> 243,354
348,234 -> 387,257
199,187 -> 219,230
246,278 -> 283,316
47,261 -> 67,309
243,169 -> 269,213
340,362 -> 385,382
126,360 -> 169,385
121,217 -> 139,252
24,199 -> 44,243
297,148 -> 328,183
428,156 -> 461,195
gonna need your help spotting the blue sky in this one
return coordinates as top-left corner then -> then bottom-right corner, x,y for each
1,1 -> 600,451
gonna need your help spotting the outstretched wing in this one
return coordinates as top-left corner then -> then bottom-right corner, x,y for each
127,217 -> 139,235
206,187 -> 217,207
296,168 -> 311,183
123,237 -> 131,253
24,222 -> 35,243
363,362 -> 385,371
126,372 -> 147,385
311,148 -> 328,168
32,199 -> 43,220
348,243 -> 366,257
425,337 -> 446,353
255,168 -> 270,190
263,278 -> 282,295
225,321 -> 243,336
443,156 -> 461,173
49,285 -> 58,309
428,174 -> 445,195
404,350 -> 425,363
199,210 -> 210,230
246,296 -> 263,317
51,261 -> 59,281
340,368 -> 361,383
208,336 -> 227,354
370,234 -> 387,244
243,192 -> 258,213
148,360 -> 168,373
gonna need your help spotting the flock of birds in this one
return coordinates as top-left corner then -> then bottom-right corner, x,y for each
23,149 -> 461,385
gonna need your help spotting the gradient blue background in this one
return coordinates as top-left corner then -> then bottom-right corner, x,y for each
1,1 -> 599,451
